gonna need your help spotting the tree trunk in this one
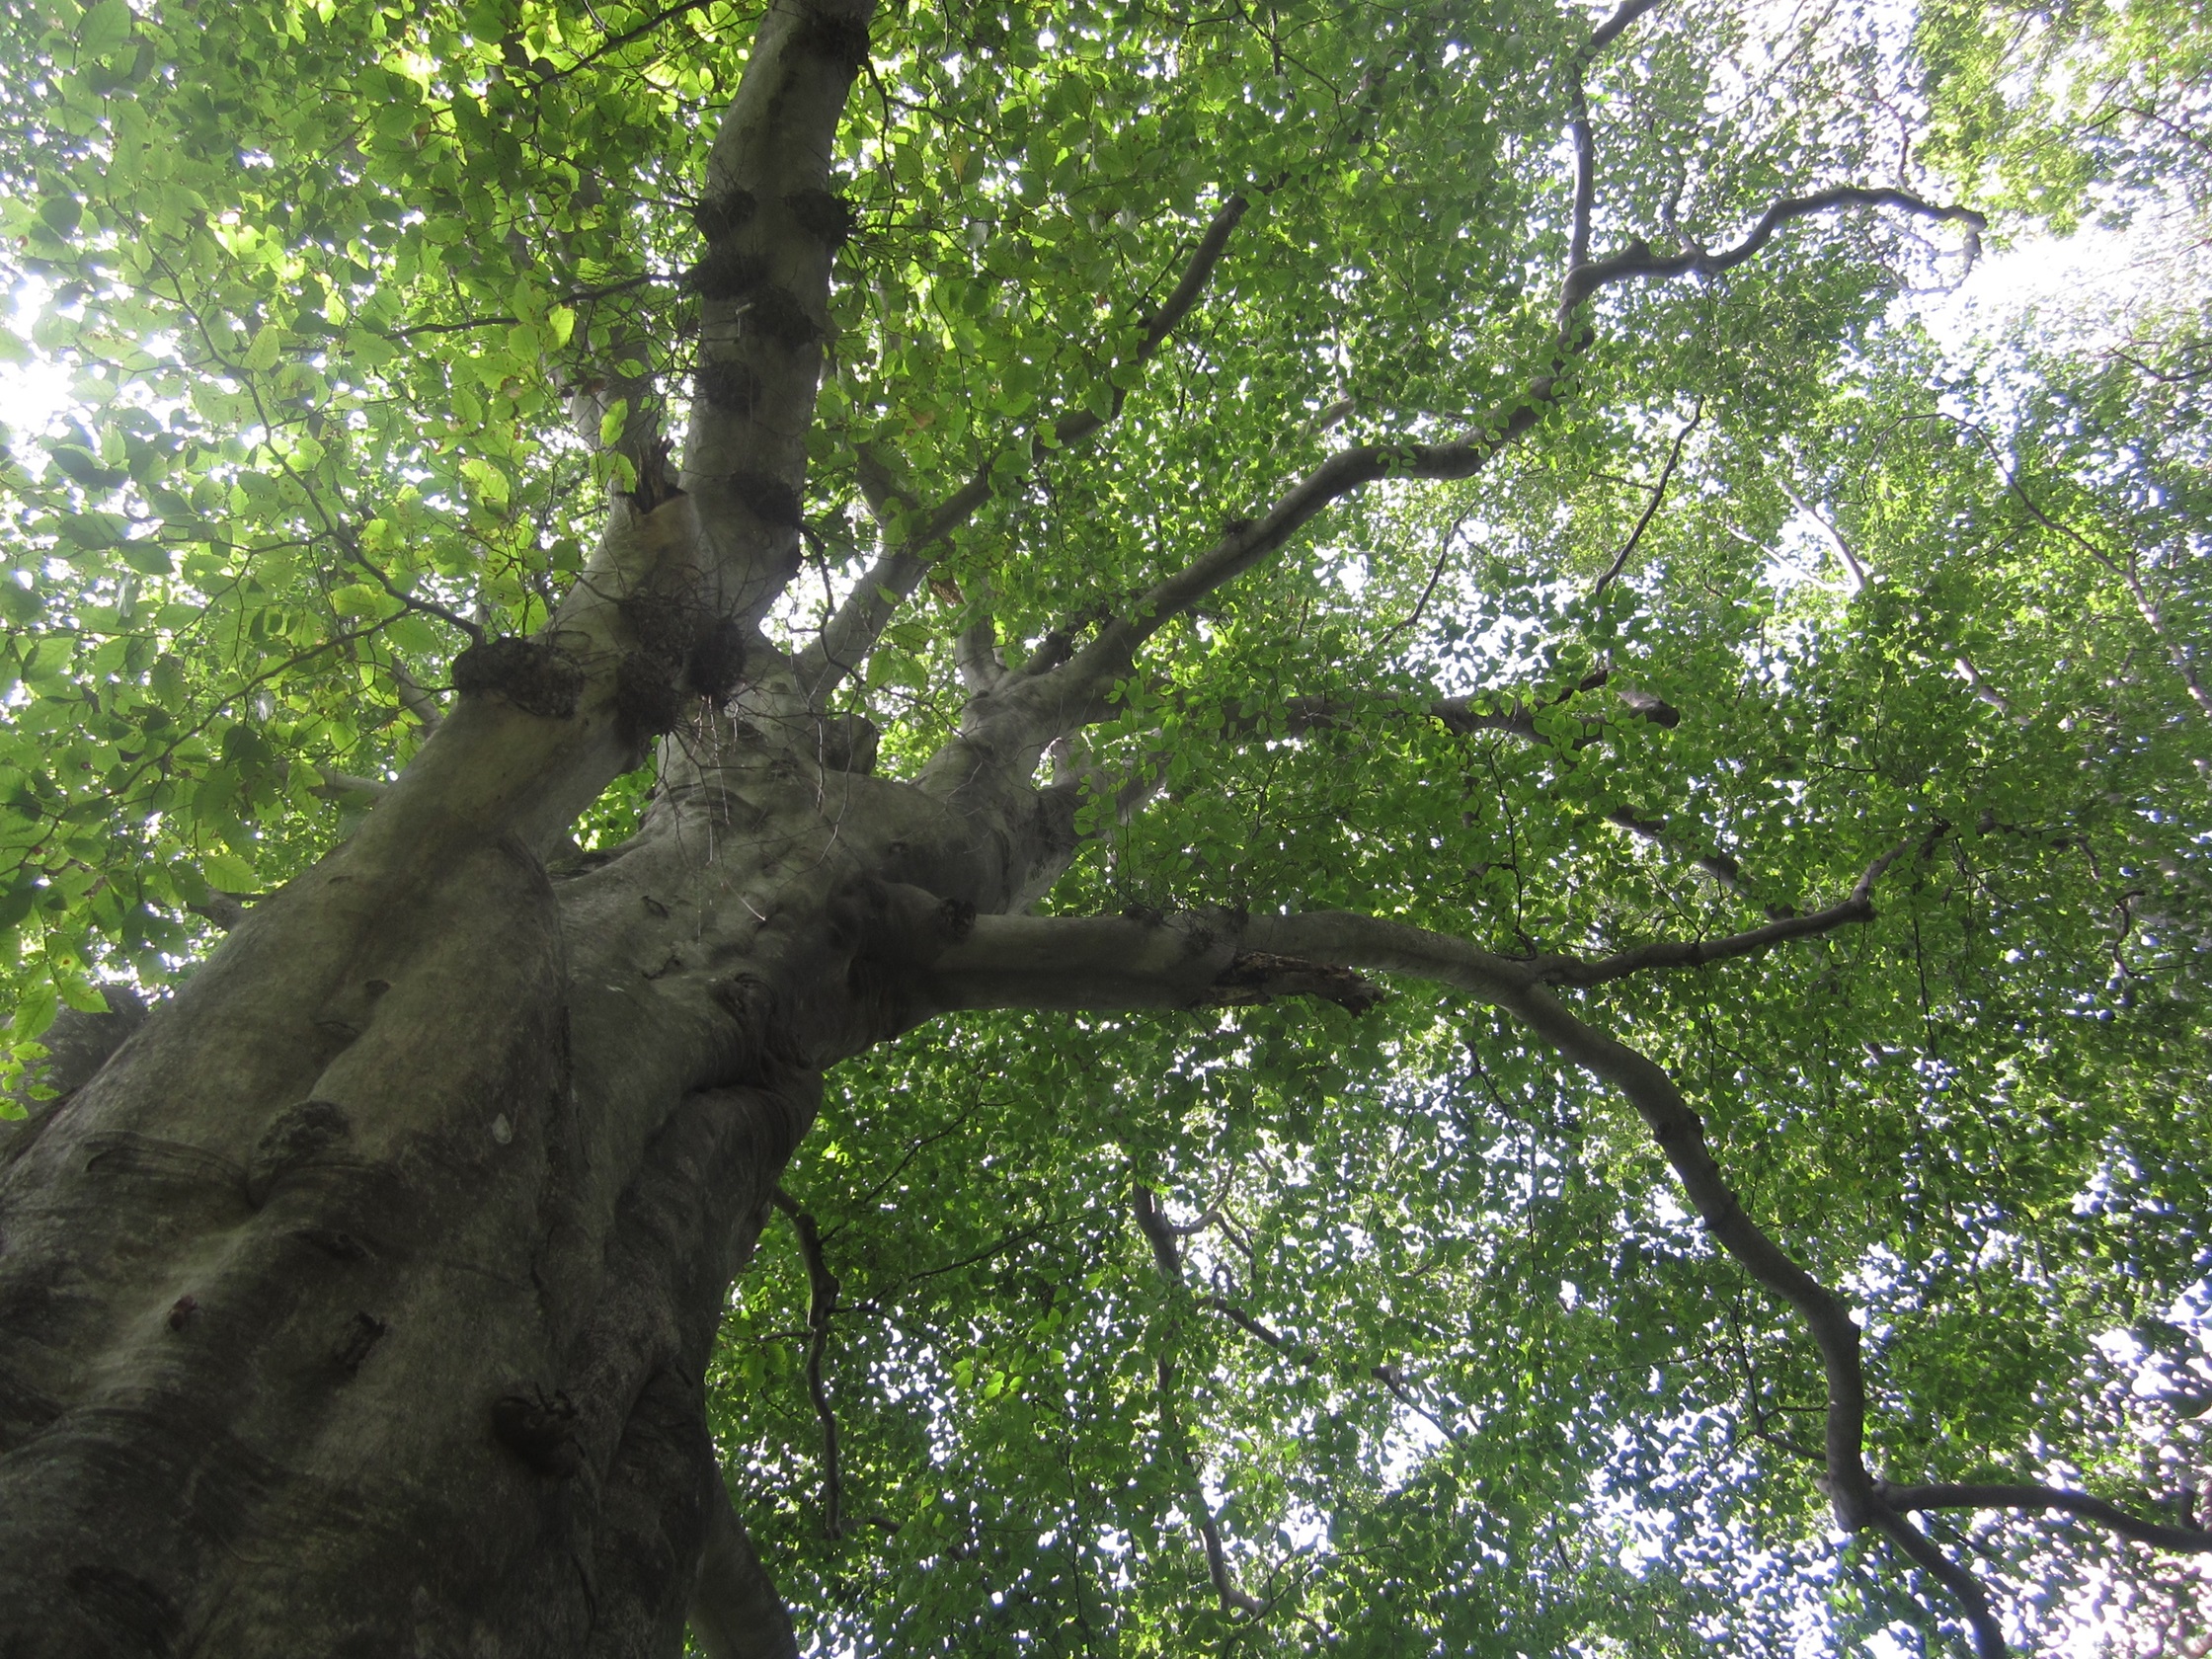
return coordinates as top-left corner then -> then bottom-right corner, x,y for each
0,0 -> 1006,1644
0,677 -> 1070,1654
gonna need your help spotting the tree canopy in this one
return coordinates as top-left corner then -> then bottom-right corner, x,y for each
2,0 -> 2210,1652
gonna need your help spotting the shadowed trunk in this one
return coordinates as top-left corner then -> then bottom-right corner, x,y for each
0,685 -> 1077,1654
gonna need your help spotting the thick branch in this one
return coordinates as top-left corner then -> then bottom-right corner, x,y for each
795,196 -> 1249,704
941,572 -> 1007,701
1867,1508 -> 2008,1659
309,0 -> 876,860
1224,913 -> 1877,1521
934,36 -> 1974,783
1238,910 -> 2011,1644
688,1471 -> 801,1659
921,912 -> 1383,1017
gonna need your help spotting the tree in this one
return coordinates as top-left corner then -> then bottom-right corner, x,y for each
0,0 -> 2207,1651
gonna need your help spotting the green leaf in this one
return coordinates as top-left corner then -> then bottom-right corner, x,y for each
199,851 -> 259,894
78,0 -> 133,54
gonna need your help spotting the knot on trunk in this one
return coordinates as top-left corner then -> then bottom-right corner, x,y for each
694,358 -> 760,415
331,1311 -> 387,1378
491,1386 -> 583,1478
615,652 -> 685,745
451,637 -> 585,720
686,618 -> 749,702
820,712 -> 878,774
686,245 -> 767,301
784,188 -> 854,249
793,6 -> 870,75
745,284 -> 824,350
618,591 -> 750,707
690,187 -> 755,242
729,469 -> 804,528
618,591 -> 699,662
248,1098 -> 353,1205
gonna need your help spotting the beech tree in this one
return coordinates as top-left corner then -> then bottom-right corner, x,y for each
2,0 -> 2208,1652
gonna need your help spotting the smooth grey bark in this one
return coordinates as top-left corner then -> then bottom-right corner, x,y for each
0,672 -> 1088,1658
687,1471 -> 802,1659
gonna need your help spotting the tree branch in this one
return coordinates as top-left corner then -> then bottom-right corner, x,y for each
794,196 -> 1250,704
772,1190 -> 843,1540
1248,671 -> 1680,749
1590,397 -> 1702,599
1777,476 -> 1868,591
385,657 -> 444,732
1564,0 -> 1669,280
916,897 -> 2008,1645
688,1467 -> 802,1659
1133,1189 -> 1273,1620
1866,1507 -> 2008,1659
1035,406 -> 1555,726
919,911 -> 1384,1018
925,18 -> 1975,782
1605,809 -> 1754,894
1558,188 -> 1985,326
950,574 -> 1007,696
1132,1183 -> 1186,1281
1191,1485 -> 1270,1620
1878,1481 -> 2212,1555
1525,838 -> 1909,986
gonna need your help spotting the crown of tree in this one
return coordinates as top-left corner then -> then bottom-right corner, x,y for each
1,0 -> 2209,1653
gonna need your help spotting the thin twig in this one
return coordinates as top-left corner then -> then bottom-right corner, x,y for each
1590,397 -> 1702,599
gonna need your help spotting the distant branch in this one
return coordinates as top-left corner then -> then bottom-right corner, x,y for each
772,1191 -> 843,1540
1777,477 -> 1867,591
1558,188 -> 1984,329
1590,397 -> 1702,599
1527,838 -> 1909,986
796,196 -> 1250,704
1246,670 -> 1680,750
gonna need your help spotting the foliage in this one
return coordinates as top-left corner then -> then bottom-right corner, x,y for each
3,0 -> 2210,1652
